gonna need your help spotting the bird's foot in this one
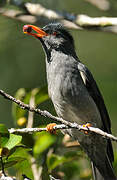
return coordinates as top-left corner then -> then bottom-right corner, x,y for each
46,123 -> 56,134
81,123 -> 91,135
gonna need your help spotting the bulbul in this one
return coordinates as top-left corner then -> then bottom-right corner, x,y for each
23,23 -> 116,180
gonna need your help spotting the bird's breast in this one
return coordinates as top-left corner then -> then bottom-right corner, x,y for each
46,55 -> 102,128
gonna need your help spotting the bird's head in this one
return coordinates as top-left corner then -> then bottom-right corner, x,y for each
23,23 -> 76,58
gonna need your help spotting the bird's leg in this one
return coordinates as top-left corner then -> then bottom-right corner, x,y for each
46,123 -> 57,134
81,123 -> 91,135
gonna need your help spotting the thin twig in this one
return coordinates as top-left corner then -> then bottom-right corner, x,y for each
0,2 -> 117,33
27,93 -> 35,128
9,125 -> 117,142
25,3 -> 117,27
0,157 -> 6,176
26,92 -> 41,180
9,125 -> 67,134
0,173 -> 16,180
29,157 -> 39,180
0,89 -> 116,142
84,0 -> 110,11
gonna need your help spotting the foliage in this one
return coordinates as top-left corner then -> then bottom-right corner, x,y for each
0,87 -> 92,180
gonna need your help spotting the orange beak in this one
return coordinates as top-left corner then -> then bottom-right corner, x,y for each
23,24 -> 48,38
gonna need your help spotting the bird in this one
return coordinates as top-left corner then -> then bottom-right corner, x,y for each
23,23 -> 116,180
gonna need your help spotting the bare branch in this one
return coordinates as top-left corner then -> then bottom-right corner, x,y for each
84,0 -> 110,11
26,93 -> 40,180
9,125 -> 68,134
76,15 -> 117,26
0,8 -> 37,24
0,173 -> 31,180
0,2 -> 117,33
0,173 -> 16,180
23,3 -> 117,34
25,3 -> 62,19
0,157 -> 6,177
27,93 -> 35,128
9,124 -> 117,142
0,89 -> 117,142
29,157 -> 40,180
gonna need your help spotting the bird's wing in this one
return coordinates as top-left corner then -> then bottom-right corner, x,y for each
78,62 -> 114,162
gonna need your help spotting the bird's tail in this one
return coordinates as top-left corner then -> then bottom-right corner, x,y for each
91,155 -> 116,180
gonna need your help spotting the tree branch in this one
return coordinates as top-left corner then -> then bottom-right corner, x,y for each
84,0 -> 110,11
1,2 -> 117,33
26,91 -> 40,180
9,124 -> 68,134
0,89 -> 117,142
0,173 -> 16,180
9,124 -> 117,142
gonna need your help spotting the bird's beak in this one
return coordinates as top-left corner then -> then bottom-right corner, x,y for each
23,25 -> 48,38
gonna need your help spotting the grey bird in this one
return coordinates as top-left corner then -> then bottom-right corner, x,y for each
23,23 -> 116,180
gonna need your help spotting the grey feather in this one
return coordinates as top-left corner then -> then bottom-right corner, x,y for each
34,23 -> 116,180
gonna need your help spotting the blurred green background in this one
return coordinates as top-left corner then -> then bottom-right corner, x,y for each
0,0 -> 117,179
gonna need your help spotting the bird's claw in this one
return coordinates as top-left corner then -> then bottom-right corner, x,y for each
46,123 -> 57,134
81,123 -> 91,135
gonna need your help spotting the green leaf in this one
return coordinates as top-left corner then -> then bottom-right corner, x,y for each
47,151 -> 81,172
7,145 -> 31,158
8,146 -> 30,160
0,157 -> 25,170
0,125 -> 9,148
1,136 -> 9,148
47,154 -> 67,171
4,134 -> 22,150
15,159 -> 33,179
0,147 -> 31,170
10,147 -> 33,179
34,132 -> 56,155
